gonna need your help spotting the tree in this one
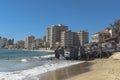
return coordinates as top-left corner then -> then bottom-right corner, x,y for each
109,20 -> 120,43
111,20 -> 120,35
114,20 -> 120,42
114,20 -> 120,27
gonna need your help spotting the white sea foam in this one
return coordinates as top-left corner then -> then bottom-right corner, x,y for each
33,56 -> 39,59
21,59 -> 28,62
40,54 -> 55,59
0,60 -> 85,80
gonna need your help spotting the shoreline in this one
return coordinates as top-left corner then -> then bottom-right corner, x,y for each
24,61 -> 92,80
1,50 -> 120,80
0,49 -> 55,53
21,49 -> 55,53
67,58 -> 120,80
0,60 -> 85,80
25,52 -> 120,80
40,62 -> 92,80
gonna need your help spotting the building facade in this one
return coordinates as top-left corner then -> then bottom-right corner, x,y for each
76,31 -> 89,46
7,39 -> 14,45
2,38 -> 8,48
36,38 -> 44,48
46,24 -> 68,48
92,30 -> 110,43
92,32 -> 101,43
25,36 -> 35,49
61,30 -> 73,48
73,32 -> 80,47
16,40 -> 24,49
0,37 -> 2,48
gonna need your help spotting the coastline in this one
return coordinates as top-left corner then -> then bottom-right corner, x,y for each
67,58 -> 120,80
35,49 -> 54,52
0,60 -> 85,80
0,49 -> 53,52
24,62 -> 92,80
33,52 -> 120,80
1,50 -> 120,80
21,49 -> 55,53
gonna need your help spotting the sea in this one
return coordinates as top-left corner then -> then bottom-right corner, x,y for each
0,49 -> 84,80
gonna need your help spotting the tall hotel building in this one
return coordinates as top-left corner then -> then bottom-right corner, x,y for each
46,24 -> 68,48
61,30 -> 73,48
25,36 -> 35,49
77,31 -> 89,46
61,30 -> 89,48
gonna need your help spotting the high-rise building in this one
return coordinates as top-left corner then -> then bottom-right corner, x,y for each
77,31 -> 89,46
0,37 -> 2,48
2,38 -> 8,47
61,30 -> 73,48
46,24 -> 68,48
73,31 -> 89,46
43,36 -> 46,42
73,32 -> 80,47
36,38 -> 44,48
25,36 -> 35,49
16,40 -> 24,49
7,39 -> 14,45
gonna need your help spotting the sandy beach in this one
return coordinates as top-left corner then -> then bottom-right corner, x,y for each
37,52 -> 120,80
39,59 -> 120,80
25,62 -> 92,80
67,52 -> 120,80
1,52 -> 120,80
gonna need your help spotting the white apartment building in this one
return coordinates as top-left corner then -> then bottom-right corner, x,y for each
61,30 -> 73,48
25,36 -> 35,49
46,24 -> 68,48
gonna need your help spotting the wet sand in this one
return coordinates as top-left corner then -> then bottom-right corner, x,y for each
24,52 -> 120,80
40,52 -> 120,80
39,62 -> 92,80
67,59 -> 120,80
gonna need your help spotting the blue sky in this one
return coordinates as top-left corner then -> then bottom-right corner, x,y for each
0,0 -> 120,42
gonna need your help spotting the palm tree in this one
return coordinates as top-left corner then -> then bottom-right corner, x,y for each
114,20 -> 120,27
109,20 -> 120,43
114,20 -> 120,43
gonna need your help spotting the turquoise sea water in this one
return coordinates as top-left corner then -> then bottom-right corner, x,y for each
0,49 -> 51,72
0,50 -> 84,80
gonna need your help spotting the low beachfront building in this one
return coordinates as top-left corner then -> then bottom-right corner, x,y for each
92,30 -> 110,43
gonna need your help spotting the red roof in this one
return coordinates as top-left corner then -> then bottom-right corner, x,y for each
100,30 -> 109,34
